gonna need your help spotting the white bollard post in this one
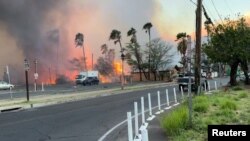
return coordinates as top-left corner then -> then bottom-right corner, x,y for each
181,86 -> 184,101
34,83 -> 37,92
141,97 -> 145,124
156,91 -> 163,114
147,93 -> 155,121
141,128 -> 149,141
42,82 -> 44,91
173,88 -> 179,106
215,81 -> 218,90
140,97 -> 148,130
134,102 -> 140,139
127,112 -> 133,141
10,87 -> 13,99
165,89 -> 171,110
208,81 -> 211,92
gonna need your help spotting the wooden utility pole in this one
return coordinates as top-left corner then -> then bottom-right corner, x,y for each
195,0 -> 202,94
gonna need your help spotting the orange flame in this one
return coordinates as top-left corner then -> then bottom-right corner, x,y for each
113,61 -> 122,75
99,75 -> 112,83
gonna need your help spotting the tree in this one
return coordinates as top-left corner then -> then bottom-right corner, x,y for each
126,27 -> 146,81
94,57 -> 113,76
100,44 -> 115,63
75,33 -> 87,71
203,17 -> 250,85
109,29 -> 125,89
101,44 -> 108,59
143,22 -> 153,79
175,32 -> 188,73
145,38 -> 174,81
107,49 -> 115,63
68,57 -> 85,71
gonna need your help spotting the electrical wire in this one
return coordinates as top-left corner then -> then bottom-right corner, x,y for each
223,0 -> 234,16
210,0 -> 224,24
189,0 -> 196,6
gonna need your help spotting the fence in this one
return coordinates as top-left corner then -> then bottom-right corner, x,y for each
126,80 -> 218,141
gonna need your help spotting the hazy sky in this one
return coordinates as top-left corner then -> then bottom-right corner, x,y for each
0,0 -> 249,82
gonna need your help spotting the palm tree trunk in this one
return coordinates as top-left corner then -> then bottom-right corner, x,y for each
148,30 -> 151,81
82,46 -> 87,71
118,40 -> 124,90
134,47 -> 143,81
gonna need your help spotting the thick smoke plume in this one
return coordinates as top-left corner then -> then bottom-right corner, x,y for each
0,0 -> 159,84
0,0 -> 70,83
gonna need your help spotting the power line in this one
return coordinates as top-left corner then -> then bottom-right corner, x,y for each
210,0 -> 224,24
202,5 -> 214,26
202,1 -> 216,23
188,0 -> 215,26
223,0 -> 234,16
189,0 -> 196,6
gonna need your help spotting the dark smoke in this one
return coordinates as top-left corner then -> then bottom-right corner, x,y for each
0,0 -> 68,83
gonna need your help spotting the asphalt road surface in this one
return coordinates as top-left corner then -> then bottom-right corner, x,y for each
0,82 -> 154,100
0,78 -> 228,141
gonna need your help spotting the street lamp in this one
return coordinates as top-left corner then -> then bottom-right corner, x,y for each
24,58 -> 30,102
121,52 -> 125,90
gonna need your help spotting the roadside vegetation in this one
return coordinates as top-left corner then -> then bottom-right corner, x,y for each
161,87 -> 250,141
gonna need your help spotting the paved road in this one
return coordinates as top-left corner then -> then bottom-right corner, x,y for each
0,78 -> 228,141
0,82 -> 159,100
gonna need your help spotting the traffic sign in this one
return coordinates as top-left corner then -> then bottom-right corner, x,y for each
34,73 -> 39,79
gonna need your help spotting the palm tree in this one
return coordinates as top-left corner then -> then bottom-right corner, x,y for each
143,22 -> 153,80
127,27 -> 137,43
101,44 -> 108,59
109,29 -> 125,90
127,27 -> 144,81
143,23 -> 153,41
75,33 -> 86,71
176,32 -> 188,73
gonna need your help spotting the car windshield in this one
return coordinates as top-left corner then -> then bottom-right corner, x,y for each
178,77 -> 194,83
0,81 -> 7,84
75,75 -> 84,79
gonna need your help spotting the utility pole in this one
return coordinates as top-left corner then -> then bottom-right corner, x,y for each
195,0 -> 202,94
187,35 -> 192,127
49,65 -> 52,85
92,53 -> 93,70
24,59 -> 30,102
6,65 -> 13,99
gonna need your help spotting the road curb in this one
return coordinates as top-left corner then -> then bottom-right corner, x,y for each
0,82 -> 177,112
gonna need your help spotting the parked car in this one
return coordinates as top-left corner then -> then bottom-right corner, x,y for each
82,77 -> 99,86
177,75 -> 207,91
0,81 -> 14,90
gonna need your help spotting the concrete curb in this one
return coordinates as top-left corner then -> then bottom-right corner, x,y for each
0,82 -> 177,113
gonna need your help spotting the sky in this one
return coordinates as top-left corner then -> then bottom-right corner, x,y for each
0,0 -> 249,83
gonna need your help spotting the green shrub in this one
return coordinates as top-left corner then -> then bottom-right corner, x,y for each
193,96 -> 209,113
161,106 -> 188,135
238,92 -> 248,98
232,86 -> 243,91
220,100 -> 237,110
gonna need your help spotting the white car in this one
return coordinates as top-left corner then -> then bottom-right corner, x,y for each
0,81 -> 14,90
